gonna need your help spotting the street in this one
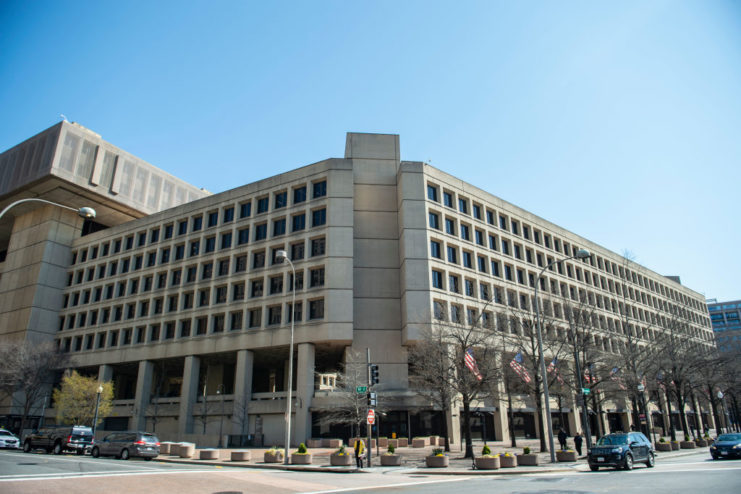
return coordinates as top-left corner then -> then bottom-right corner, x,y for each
0,449 -> 739,494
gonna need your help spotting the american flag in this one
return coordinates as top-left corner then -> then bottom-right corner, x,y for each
547,357 -> 564,384
610,367 -> 627,390
510,352 -> 531,383
583,364 -> 596,384
464,348 -> 482,381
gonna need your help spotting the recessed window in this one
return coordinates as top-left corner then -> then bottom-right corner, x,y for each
429,212 -> 440,230
458,198 -> 468,214
238,228 -> 249,245
432,270 -> 444,289
312,208 -> 327,227
427,185 -> 438,202
275,191 -> 287,209
255,223 -> 267,241
273,218 -> 286,236
313,180 -> 327,198
192,216 -> 203,231
443,191 -> 453,208
240,202 -> 252,218
309,299 -> 324,319
430,240 -> 441,259
294,186 -> 307,204
223,207 -> 234,223
447,246 -> 457,264
257,197 -> 269,214
445,218 -> 456,235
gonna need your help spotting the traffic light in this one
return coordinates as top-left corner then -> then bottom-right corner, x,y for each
370,364 -> 379,385
367,392 -> 377,407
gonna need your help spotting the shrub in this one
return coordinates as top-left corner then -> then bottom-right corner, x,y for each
659,437 -> 666,443
297,443 -> 308,454
523,447 -> 531,455
482,445 -> 491,456
684,435 -> 690,442
387,444 -> 396,454
335,445 -> 346,455
432,448 -> 444,456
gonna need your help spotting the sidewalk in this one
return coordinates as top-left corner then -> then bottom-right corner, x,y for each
155,438 -> 708,475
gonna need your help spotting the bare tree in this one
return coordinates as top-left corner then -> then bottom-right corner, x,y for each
0,341 -> 68,435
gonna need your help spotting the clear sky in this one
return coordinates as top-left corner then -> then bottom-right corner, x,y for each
1,1 -> 739,301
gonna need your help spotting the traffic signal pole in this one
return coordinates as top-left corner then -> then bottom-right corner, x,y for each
367,348 -> 372,468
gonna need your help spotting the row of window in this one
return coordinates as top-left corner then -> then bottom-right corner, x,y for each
69,180 -> 328,266
58,299 -> 325,353
426,180 -> 706,314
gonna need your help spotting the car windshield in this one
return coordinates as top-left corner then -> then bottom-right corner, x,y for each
0,431 -> 14,437
596,435 -> 629,446
141,434 -> 159,443
717,434 -> 741,442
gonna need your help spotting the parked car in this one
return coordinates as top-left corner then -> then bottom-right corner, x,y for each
710,433 -> 741,460
0,429 -> 20,449
587,432 -> 655,471
91,431 -> 160,460
23,425 -> 94,455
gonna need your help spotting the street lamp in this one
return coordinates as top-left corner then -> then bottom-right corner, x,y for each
0,198 -> 96,221
637,382 -> 655,444
534,248 -> 591,463
92,385 -> 103,439
276,249 -> 296,465
217,384 -> 226,448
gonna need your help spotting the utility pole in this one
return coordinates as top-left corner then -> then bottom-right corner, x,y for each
366,348 -> 372,468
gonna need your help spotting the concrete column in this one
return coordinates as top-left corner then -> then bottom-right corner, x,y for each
179,355 -> 201,437
133,360 -> 153,431
492,379 -> 508,442
98,364 -> 113,383
294,343 -> 315,445
232,350 -> 254,435
448,400 -> 461,446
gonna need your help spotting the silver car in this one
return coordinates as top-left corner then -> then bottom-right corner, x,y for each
0,429 -> 20,449
91,431 -> 160,460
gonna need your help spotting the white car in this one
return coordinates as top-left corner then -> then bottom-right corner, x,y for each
0,430 -> 20,449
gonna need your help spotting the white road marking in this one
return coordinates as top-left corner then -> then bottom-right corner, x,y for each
0,469 -> 227,482
300,477 -> 475,494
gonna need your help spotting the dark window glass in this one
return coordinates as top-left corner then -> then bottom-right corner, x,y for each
275,191 -> 287,209
257,197 -> 269,214
313,181 -> 327,198
294,186 -> 307,203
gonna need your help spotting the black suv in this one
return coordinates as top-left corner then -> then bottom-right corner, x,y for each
23,426 -> 94,455
588,432 -> 655,471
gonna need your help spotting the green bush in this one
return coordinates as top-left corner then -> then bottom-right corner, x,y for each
297,443 -> 308,454
684,435 -> 690,442
523,446 -> 531,455
482,445 -> 491,456
431,448 -> 444,456
387,444 -> 395,454
659,437 -> 666,443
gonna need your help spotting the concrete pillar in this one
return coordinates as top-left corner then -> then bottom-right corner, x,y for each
294,343 -> 315,445
179,355 -> 200,436
492,379 -> 508,442
232,350 -> 254,435
133,360 -> 153,431
448,401 -> 461,446
98,364 -> 113,383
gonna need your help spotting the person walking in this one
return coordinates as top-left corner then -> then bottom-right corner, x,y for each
353,438 -> 365,468
574,431 -> 583,456
558,428 -> 568,450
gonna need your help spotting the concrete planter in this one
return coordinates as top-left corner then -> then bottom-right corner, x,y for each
499,455 -> 517,468
556,450 -> 578,462
412,438 -> 426,448
231,450 -> 251,461
168,443 -> 180,456
398,438 -> 408,447
429,436 -> 438,446
680,441 -> 696,449
388,439 -> 398,448
307,439 -> 323,448
381,454 -> 401,466
655,442 -> 672,452
425,455 -> 449,468
517,454 -> 539,466
291,453 -> 312,465
199,449 -> 220,460
323,439 -> 342,448
330,453 -> 353,466
695,439 -> 708,447
670,442 -> 680,451
179,443 -> 195,458
378,438 -> 388,448
475,456 -> 500,470
264,451 -> 284,463
160,442 -> 173,455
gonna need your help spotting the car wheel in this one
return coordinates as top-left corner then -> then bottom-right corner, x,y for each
589,465 -> 599,471
624,453 -> 633,470
711,454 -> 718,460
23,441 -> 31,453
144,457 -> 152,461
91,447 -> 100,458
120,449 -> 130,460
646,452 -> 655,468
53,442 -> 63,455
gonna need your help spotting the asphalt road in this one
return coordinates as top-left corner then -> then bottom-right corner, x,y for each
1,449 -> 739,494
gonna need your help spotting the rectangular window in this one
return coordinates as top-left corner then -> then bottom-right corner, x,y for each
449,275 -> 460,293
268,306 -> 281,325
501,239 -> 510,255
235,255 -> 247,272
254,223 -> 267,241
472,204 -> 482,220
477,256 -> 487,273
215,286 -> 227,304
238,227 -> 249,245
204,236 -> 216,253
223,206 -> 234,223
150,229 -> 159,244
432,270 -> 444,289
310,268 -> 325,287
460,224 -> 470,241
443,191 -> 453,208
253,251 -> 265,268
190,240 -> 200,257
220,232 -> 232,249
294,186 -> 307,203
240,202 -> 252,218
251,279 -> 264,297
427,185 -> 438,202
462,251 -> 472,268
505,265 -> 513,281
430,241 -> 441,259
160,247 -> 170,264
202,262 -> 213,279
273,218 -> 286,236
233,283 -> 245,301
270,275 -> 284,294
309,299 -> 324,319
313,180 -> 327,198
192,216 -> 203,231
312,208 -> 326,227
465,279 -> 474,297
257,197 -> 269,214
230,311 -> 243,330
475,230 -> 484,246
447,246 -> 457,264
292,214 -> 306,232
274,191 -> 287,209
511,220 -> 519,235
499,215 -> 507,230
311,237 -> 325,256
491,260 -> 501,277
429,212 -> 440,230
218,259 -> 230,276
458,198 -> 468,214
291,242 -> 305,260
249,308 -> 262,328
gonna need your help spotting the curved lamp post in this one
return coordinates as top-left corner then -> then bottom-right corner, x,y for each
0,198 -> 96,221
276,249 -> 295,465
534,248 -> 591,463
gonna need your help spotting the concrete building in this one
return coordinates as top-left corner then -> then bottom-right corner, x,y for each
0,123 -> 716,446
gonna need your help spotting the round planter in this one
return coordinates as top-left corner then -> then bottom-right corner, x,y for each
330,454 -> 353,466
680,441 -> 696,449
380,454 -> 401,466
159,442 -> 173,455
475,456 -> 500,470
670,442 -> 680,451
695,439 -> 708,447
291,453 -> 312,465
199,449 -> 219,460
517,454 -> 539,466
556,450 -> 578,462
264,451 -> 284,463
231,450 -> 251,461
179,443 -> 195,458
425,455 -> 449,468
655,443 -> 672,452
499,455 -> 516,468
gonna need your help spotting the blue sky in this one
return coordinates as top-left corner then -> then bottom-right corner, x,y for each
1,1 -> 739,301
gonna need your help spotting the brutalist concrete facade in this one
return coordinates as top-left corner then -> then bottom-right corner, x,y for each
1,125 -> 715,446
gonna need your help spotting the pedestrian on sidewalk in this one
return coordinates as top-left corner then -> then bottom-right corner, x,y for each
353,438 -> 365,468
574,432 -> 583,456
558,428 -> 568,450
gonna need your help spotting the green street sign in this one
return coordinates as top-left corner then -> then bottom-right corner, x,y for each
582,388 -> 591,395
356,386 -> 367,393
